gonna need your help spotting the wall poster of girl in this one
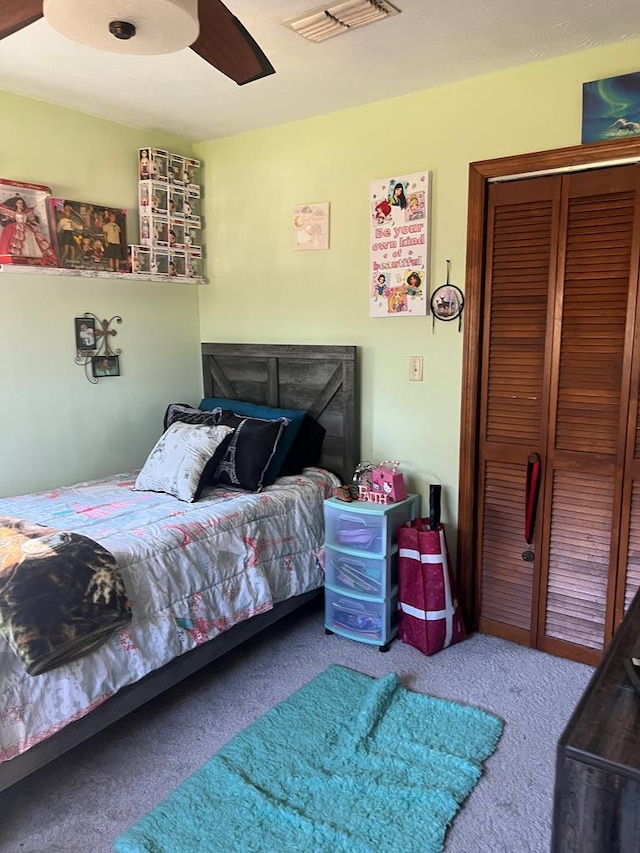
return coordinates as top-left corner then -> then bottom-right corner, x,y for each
0,178 -> 57,266
369,171 -> 431,317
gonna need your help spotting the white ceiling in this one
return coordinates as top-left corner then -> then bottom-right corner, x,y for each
0,0 -> 639,142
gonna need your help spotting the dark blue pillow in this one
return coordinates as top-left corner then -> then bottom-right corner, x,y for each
199,398 -> 306,485
278,414 -> 326,476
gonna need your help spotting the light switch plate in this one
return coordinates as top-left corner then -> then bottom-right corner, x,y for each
409,355 -> 423,381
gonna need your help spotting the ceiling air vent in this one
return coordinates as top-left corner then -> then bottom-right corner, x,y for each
282,0 -> 401,43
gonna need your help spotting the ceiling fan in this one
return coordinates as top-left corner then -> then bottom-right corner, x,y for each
0,0 -> 275,86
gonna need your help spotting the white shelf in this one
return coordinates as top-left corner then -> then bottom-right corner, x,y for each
0,264 -> 206,284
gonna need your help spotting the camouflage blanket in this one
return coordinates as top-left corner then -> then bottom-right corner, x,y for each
0,515 -> 132,676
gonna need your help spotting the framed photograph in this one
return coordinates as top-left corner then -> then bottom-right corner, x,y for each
49,198 -> 127,273
74,316 -> 96,351
582,71 -> 640,143
91,355 -> 120,378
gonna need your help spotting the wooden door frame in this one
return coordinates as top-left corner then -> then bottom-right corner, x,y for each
457,136 -> 640,631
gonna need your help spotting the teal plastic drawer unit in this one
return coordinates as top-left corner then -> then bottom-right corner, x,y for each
323,493 -> 418,651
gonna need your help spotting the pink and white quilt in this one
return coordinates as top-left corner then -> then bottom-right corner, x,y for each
0,467 -> 338,764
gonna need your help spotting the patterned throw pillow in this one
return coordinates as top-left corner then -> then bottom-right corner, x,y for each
199,398 -> 306,484
134,422 -> 234,502
209,413 -> 287,492
163,403 -> 222,432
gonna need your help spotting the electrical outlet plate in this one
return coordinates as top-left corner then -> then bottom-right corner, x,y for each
409,355 -> 423,381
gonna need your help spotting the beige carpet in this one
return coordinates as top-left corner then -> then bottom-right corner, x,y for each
0,600 -> 592,853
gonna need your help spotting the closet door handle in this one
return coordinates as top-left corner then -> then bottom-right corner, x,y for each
525,453 -> 542,545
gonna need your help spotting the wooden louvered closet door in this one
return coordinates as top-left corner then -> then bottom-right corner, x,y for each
477,164 -> 640,665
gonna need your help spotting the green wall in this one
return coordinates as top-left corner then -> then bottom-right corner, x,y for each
3,37 -> 639,520
194,38 -> 640,525
0,90 -> 202,497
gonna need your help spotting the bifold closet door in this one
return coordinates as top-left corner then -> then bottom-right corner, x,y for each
612,173 -> 640,629
619,392 -> 640,623
536,166 -> 640,661
477,165 -> 640,663
476,175 -> 561,647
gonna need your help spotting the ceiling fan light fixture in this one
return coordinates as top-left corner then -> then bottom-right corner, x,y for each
43,0 -> 200,55
109,21 -> 137,41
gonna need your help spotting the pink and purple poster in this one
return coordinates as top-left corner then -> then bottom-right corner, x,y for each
369,171 -> 430,317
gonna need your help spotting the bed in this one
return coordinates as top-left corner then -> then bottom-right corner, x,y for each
0,343 -> 359,793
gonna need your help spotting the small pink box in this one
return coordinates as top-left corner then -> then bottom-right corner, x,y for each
371,465 -> 407,502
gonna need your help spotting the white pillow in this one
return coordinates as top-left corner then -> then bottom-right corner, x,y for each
134,422 -> 234,502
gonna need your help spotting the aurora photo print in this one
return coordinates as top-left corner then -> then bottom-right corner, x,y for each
582,71 -> 640,143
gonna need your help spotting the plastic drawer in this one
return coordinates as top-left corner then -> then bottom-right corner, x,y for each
325,586 -> 398,646
324,546 -> 397,599
324,505 -> 385,554
323,496 -> 418,557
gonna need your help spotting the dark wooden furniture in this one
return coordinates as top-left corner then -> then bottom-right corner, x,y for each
552,587 -> 640,852
0,342 -> 359,794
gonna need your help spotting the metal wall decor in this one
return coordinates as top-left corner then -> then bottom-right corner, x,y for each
430,260 -> 464,332
74,312 -> 123,383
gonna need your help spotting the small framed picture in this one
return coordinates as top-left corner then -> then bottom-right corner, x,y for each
582,72 -> 640,143
293,202 -> 330,251
430,284 -> 464,322
75,316 -> 97,351
91,355 -> 120,378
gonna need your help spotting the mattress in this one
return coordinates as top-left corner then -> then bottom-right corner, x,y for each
0,467 -> 338,764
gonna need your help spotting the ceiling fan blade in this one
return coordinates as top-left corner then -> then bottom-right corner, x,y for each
191,0 -> 274,86
0,1 -> 43,41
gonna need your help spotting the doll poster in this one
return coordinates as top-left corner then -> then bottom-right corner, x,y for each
49,198 -> 127,273
369,171 -> 430,317
0,179 -> 57,266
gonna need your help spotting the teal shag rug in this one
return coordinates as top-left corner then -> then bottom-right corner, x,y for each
114,664 -> 503,853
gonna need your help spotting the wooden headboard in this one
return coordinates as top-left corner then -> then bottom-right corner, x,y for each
201,343 -> 359,483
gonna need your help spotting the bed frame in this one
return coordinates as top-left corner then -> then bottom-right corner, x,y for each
0,343 -> 358,793
201,343 -> 359,481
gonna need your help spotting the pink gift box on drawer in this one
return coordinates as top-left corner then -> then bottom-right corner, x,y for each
372,464 -> 407,502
